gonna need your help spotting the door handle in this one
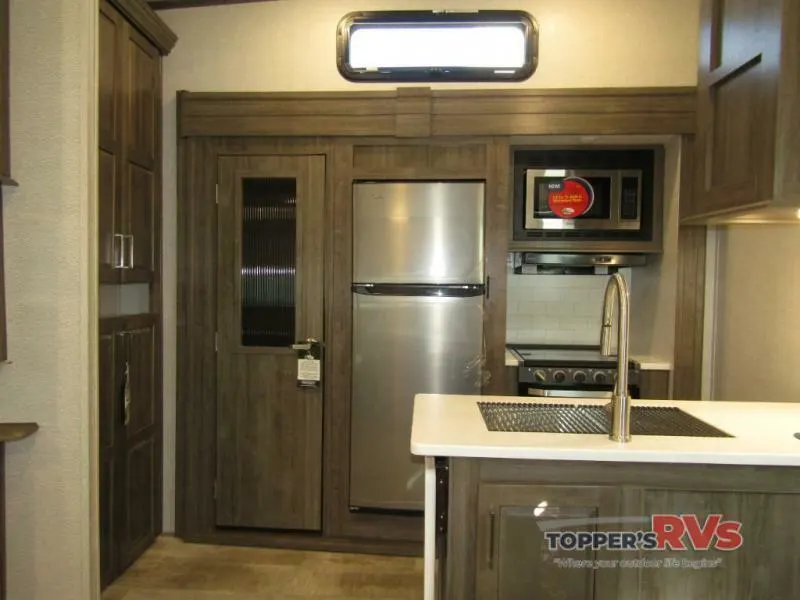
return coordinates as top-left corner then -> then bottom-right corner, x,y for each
487,510 -> 496,569
123,360 -> 131,427
113,234 -> 126,269
126,235 -> 135,269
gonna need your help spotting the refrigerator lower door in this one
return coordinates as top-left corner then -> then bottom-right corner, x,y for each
350,291 -> 484,511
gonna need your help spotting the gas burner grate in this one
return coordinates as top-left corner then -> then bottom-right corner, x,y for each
477,402 -> 733,438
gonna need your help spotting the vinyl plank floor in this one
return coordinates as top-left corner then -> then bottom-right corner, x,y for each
103,537 -> 423,600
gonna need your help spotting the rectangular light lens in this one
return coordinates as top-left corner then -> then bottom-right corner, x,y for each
349,24 -> 527,70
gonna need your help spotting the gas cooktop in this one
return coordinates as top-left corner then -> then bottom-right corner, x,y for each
508,344 -> 639,388
508,344 -> 629,368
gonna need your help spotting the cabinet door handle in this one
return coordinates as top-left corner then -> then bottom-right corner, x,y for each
126,235 -> 135,270
487,510 -> 496,570
123,361 -> 131,427
114,234 -> 126,269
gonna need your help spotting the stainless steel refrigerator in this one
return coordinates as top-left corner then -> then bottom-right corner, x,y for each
350,181 -> 485,512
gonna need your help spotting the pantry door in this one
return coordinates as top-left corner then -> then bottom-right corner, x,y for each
216,155 -> 325,530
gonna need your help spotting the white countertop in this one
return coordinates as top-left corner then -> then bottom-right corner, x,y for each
504,348 -> 519,366
410,394 -> 800,467
504,348 -> 671,371
631,356 -> 672,371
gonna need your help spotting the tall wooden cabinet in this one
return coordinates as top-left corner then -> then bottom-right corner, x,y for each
98,0 -> 175,589
685,0 -> 800,222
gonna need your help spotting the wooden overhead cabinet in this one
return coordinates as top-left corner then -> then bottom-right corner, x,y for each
99,0 -> 176,283
684,0 -> 800,223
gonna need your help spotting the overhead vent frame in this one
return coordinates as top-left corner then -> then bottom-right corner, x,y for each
336,10 -> 538,83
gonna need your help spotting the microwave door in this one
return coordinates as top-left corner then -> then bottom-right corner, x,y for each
524,169 -> 627,230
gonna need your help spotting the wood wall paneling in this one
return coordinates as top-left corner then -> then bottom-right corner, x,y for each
149,0 -> 275,9
673,226 -> 707,400
395,87 -> 432,138
639,370 -> 671,399
178,88 -> 697,139
482,139 -> 509,396
325,142 -> 353,539
175,137 -> 218,537
674,135 -> 707,400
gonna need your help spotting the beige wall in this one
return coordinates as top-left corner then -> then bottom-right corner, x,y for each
0,0 -> 97,598
630,137 -> 681,363
712,226 -> 800,402
159,0 -> 701,531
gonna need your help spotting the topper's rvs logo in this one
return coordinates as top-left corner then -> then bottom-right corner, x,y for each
543,514 -> 743,552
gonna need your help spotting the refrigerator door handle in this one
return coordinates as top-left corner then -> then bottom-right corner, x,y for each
352,283 -> 485,297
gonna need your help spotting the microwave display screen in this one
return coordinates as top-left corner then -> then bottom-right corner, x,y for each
532,176 -> 612,220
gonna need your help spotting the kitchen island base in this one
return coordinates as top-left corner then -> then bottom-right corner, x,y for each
442,458 -> 800,600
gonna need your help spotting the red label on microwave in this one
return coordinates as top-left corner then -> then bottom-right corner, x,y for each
547,177 -> 595,218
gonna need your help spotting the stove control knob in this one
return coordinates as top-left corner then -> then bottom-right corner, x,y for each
594,371 -> 607,384
573,371 -> 587,384
533,369 -> 547,383
553,370 -> 567,383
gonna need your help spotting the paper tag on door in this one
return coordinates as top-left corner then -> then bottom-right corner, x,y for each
297,358 -> 321,386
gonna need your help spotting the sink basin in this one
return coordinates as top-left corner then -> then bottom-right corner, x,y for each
478,402 -> 733,438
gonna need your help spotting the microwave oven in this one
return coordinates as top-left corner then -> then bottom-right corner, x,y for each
525,169 -> 642,231
512,148 -> 661,250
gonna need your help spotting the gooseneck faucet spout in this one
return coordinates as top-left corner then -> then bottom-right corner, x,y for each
600,273 -> 631,443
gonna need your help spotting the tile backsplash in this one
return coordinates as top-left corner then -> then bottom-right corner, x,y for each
506,266 -> 632,346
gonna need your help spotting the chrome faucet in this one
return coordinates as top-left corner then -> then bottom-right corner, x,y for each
599,273 -> 631,443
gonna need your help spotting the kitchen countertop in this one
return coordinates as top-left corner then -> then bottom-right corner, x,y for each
410,394 -> 800,466
504,348 -> 518,367
504,347 -> 671,371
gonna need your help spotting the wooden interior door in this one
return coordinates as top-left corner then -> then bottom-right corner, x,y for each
98,0 -> 123,282
121,23 -> 159,283
216,155 -> 325,531
119,316 -> 160,569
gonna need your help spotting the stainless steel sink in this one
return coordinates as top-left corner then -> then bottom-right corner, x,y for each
478,402 -> 733,438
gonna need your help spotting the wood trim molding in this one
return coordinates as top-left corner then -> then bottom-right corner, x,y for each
673,225 -> 707,400
149,0 -> 275,9
673,136 -> 707,400
395,87 -> 432,138
178,87 -> 697,138
110,0 -> 178,55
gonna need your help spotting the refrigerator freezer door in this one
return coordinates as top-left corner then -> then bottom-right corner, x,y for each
353,182 -> 485,284
350,292 -> 484,511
